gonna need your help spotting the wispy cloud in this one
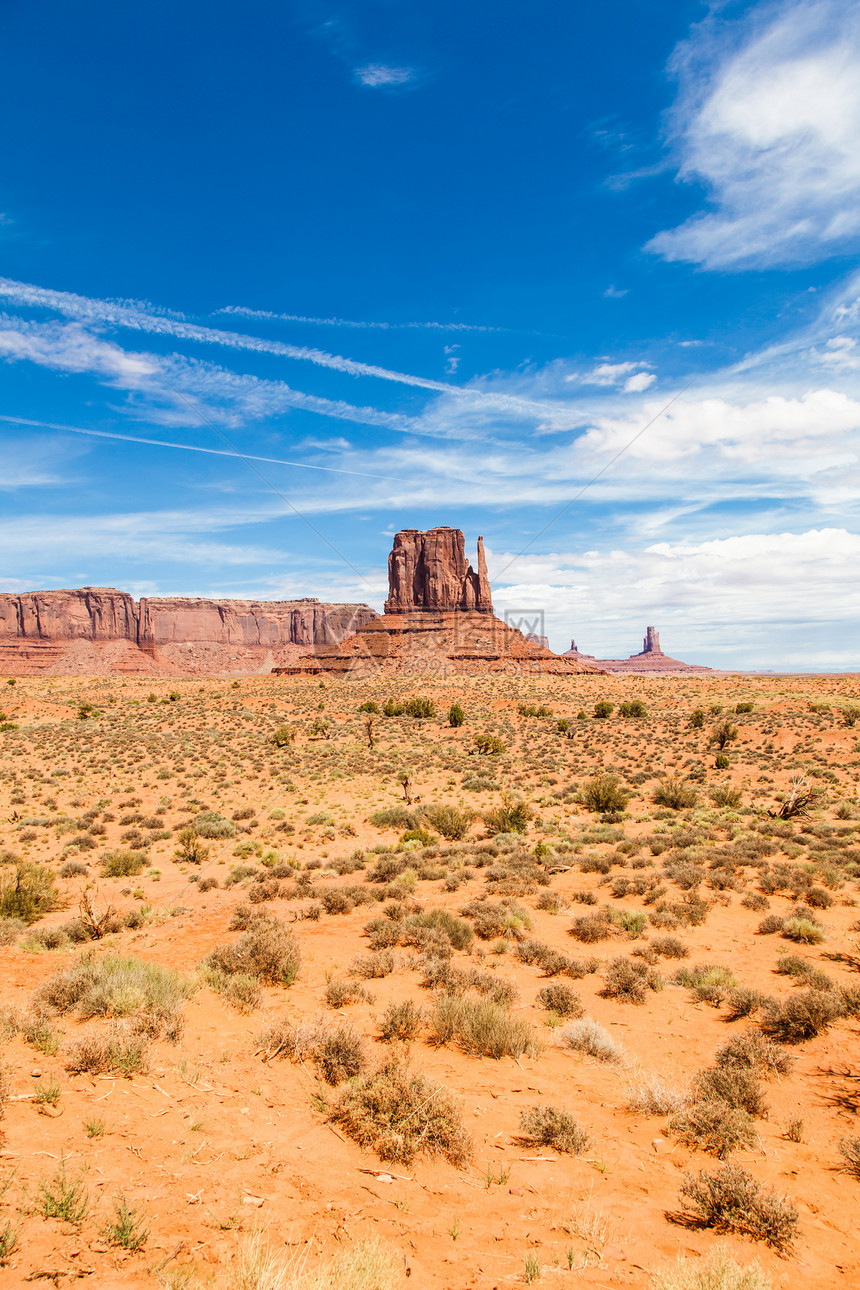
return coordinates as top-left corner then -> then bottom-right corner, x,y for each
650,0 -> 860,268
354,64 -> 416,88
214,305 -> 501,333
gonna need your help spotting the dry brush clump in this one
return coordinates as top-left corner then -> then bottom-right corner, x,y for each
33,953 -> 194,1040
328,1057 -> 472,1166
675,1163 -> 799,1251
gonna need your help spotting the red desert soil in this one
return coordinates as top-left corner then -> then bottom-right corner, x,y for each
0,671 -> 859,1288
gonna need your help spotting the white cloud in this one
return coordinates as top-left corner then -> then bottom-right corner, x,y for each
650,0 -> 860,268
215,305 -> 499,333
355,64 -> 415,88
489,528 -> 860,666
624,371 -> 656,393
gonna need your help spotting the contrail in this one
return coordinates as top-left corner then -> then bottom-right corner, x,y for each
0,413 -> 405,482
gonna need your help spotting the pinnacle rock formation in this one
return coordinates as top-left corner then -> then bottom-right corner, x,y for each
0,588 -> 377,677
563,626 -> 715,675
279,528 -> 603,677
384,528 -> 493,614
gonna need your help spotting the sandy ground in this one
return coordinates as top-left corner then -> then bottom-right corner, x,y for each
0,671 -> 858,1288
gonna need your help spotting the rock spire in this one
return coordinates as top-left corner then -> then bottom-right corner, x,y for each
384,527 -> 493,614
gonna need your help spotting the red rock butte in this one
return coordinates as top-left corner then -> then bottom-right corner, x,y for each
563,625 -> 716,675
0,588 -> 376,677
278,527 -> 603,677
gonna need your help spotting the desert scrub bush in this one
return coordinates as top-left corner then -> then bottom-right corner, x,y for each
838,1135 -> 860,1178
709,784 -> 743,808
350,950 -> 395,978
600,956 -> 662,1004
782,917 -> 825,944
369,806 -> 416,830
593,700 -> 613,719
38,1157 -> 89,1224
650,1248 -> 773,1290
204,914 -> 300,988
483,794 -> 534,835
760,989 -> 843,1042
101,1194 -> 149,1251
693,1064 -> 767,1117
560,1017 -> 627,1065
448,702 -> 465,727
711,720 -> 739,751
462,896 -> 531,940
578,773 -> 629,814
741,891 -> 768,912
724,987 -> 773,1020
64,1031 -> 149,1076
473,732 -> 506,755
626,1072 -> 687,1116
518,1105 -> 590,1154
568,911 -> 612,943
606,907 -> 648,939
715,1031 -> 793,1079
427,993 -> 540,1059
619,699 -> 647,717
0,862 -> 62,924
669,1099 -> 756,1158
58,860 -> 88,879
192,810 -> 236,839
650,935 -> 688,960
34,953 -> 194,1039
174,827 -> 209,865
329,1058 -> 472,1165
260,1018 -> 368,1084
674,963 -> 738,1005
101,849 -> 145,878
419,803 -> 474,840
462,775 -> 499,792
536,983 -> 583,1018
201,966 -> 262,1012
378,998 -> 423,1042
324,979 -> 371,1009
677,1163 -> 798,1250
653,778 -> 699,810
268,724 -> 296,747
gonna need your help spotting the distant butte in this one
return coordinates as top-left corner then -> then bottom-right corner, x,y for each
562,626 -> 716,675
278,527 -> 603,677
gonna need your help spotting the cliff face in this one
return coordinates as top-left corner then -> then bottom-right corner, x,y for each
384,528 -> 493,614
0,588 -> 377,676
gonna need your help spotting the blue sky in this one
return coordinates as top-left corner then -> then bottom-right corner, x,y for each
1,0 -> 859,668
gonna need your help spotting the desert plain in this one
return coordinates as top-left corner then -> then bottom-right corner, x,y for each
0,670 -> 858,1289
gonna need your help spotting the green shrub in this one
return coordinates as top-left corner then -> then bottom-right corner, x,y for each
578,773 -> 629,814
448,702 -> 465,727
653,777 -> 699,810
369,806 -> 416,830
473,733 -> 506,755
593,701 -> 613,719
427,994 -> 539,1059
101,850 -> 145,878
192,811 -> 236,839
174,828 -> 209,865
715,753 -> 730,770
420,803 -> 474,840
619,700 -> 647,718
711,721 -> 739,750
0,863 -> 62,924
268,724 -> 296,747
35,953 -> 194,1039
358,701 -> 380,714
483,794 -> 533,835
709,785 -> 743,808
689,709 -> 705,729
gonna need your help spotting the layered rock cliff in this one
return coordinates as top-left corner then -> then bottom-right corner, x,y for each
384,528 -> 493,614
0,588 -> 377,676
